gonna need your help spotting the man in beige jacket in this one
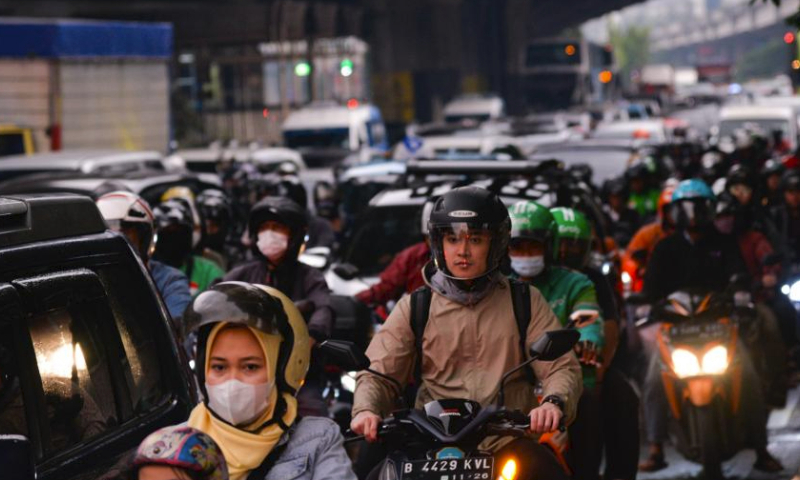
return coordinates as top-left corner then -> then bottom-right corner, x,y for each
351,187 -> 583,449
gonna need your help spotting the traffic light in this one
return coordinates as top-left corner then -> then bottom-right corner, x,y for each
294,62 -> 311,77
340,58 -> 354,77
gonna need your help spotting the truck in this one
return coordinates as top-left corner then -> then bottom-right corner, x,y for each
0,18 -> 172,154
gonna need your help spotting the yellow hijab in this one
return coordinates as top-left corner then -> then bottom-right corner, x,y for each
188,322 -> 298,480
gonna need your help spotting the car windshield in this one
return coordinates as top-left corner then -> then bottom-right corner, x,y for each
284,128 -> 350,149
532,146 -> 632,182
343,205 -> 423,275
718,119 -> 790,140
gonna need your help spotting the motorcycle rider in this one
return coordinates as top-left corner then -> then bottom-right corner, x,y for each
153,199 -> 225,297
769,169 -> 800,264
182,282 -> 356,480
95,191 -> 192,321
625,162 -> 661,220
714,193 -> 788,406
550,206 -> 641,480
224,196 -> 333,417
354,200 -> 434,307
351,187 -> 582,477
506,201 -> 604,480
196,189 -> 237,270
760,159 -> 785,208
639,179 -> 782,472
602,178 -> 642,248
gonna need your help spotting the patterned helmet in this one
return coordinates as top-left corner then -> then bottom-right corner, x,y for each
133,426 -> 228,480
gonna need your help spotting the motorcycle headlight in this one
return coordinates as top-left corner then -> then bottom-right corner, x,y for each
789,281 -> 800,302
621,271 -> 632,284
500,459 -> 518,480
701,345 -> 729,375
671,348 -> 701,378
341,372 -> 357,393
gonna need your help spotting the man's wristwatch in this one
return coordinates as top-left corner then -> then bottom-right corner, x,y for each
541,395 -> 565,412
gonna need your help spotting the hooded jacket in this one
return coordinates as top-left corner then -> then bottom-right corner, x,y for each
352,271 -> 583,439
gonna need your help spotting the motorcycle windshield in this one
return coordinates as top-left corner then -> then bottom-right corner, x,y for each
424,399 -> 483,436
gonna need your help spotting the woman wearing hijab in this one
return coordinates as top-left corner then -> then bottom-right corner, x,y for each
182,281 -> 356,480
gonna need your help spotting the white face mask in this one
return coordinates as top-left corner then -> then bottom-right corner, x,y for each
257,230 -> 289,262
206,379 -> 274,426
510,255 -> 546,278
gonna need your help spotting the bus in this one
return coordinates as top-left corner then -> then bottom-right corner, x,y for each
520,38 -> 618,110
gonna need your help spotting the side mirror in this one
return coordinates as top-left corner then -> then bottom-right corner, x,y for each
319,340 -> 371,371
333,263 -> 360,281
530,329 -> 580,362
0,435 -> 36,480
298,246 -> 332,270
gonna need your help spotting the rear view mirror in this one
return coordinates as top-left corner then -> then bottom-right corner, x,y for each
0,435 -> 36,480
333,263 -> 360,281
319,340 -> 371,371
530,329 -> 580,362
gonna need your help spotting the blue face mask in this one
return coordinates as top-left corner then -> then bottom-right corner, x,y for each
509,255 -> 545,278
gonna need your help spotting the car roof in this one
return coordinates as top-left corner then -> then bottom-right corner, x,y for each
0,169 -> 221,198
719,105 -> 795,120
0,149 -> 163,171
174,147 -> 303,164
0,193 -> 107,247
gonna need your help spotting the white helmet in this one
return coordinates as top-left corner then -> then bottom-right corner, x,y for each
420,198 -> 436,236
96,191 -> 156,260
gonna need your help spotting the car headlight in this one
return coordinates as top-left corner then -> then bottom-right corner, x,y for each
789,280 -> 800,302
701,345 -> 729,375
671,348 -> 701,378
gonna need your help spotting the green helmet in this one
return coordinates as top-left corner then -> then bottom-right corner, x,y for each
550,207 -> 592,269
508,201 -> 556,257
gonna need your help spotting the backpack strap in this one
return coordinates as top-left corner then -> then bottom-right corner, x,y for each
509,279 -> 535,382
409,286 -> 432,387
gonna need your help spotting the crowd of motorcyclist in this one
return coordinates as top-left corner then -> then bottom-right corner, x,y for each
86,124 -> 800,480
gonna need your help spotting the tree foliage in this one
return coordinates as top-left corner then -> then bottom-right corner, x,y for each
608,24 -> 651,86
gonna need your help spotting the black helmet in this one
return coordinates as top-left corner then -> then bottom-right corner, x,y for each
625,162 -> 650,181
313,181 -> 339,220
154,198 -> 195,232
248,196 -> 308,261
715,191 -> 738,217
761,159 -> 785,178
153,199 -> 195,267
725,164 -> 755,189
428,186 -> 510,279
782,169 -> 800,191
196,189 -> 232,250
602,178 -> 628,200
184,282 -> 310,429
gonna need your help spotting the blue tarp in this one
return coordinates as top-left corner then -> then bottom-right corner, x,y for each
0,18 -> 172,58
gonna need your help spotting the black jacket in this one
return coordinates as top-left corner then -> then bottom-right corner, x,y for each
223,259 -> 334,341
643,229 -> 747,301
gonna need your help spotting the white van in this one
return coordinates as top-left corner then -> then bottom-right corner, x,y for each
717,105 -> 799,150
282,101 -> 388,166
443,94 -> 505,123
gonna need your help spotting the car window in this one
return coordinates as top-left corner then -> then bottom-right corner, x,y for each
28,307 -> 115,456
96,266 -> 168,413
0,323 -> 27,439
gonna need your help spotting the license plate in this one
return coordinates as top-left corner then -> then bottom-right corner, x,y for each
401,457 -> 494,480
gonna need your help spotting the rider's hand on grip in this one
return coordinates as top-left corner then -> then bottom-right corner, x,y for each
528,403 -> 563,434
351,411 -> 382,443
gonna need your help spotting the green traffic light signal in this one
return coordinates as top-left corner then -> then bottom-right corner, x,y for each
340,58 -> 354,77
295,62 -> 311,77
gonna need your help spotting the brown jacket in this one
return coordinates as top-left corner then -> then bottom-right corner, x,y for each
352,277 -> 583,427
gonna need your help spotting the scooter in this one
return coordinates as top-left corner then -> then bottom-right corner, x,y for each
320,328 -> 581,480
636,289 -> 754,480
